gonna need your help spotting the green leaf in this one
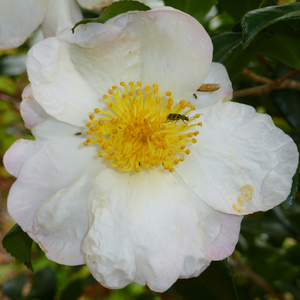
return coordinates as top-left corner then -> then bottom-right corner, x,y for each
2,274 -> 26,300
164,0 -> 217,21
212,32 -> 242,63
259,0 -> 277,8
242,3 -> 300,47
72,0 -> 150,33
26,267 -> 56,300
273,67 -> 300,129
223,42 -> 256,79
59,279 -> 85,300
174,260 -> 239,300
217,0 -> 262,21
280,172 -> 299,211
255,32 -> 300,71
2,224 -> 33,271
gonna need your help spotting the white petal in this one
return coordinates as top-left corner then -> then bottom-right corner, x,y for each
0,0 -> 47,49
173,173 -> 242,278
176,102 -> 299,215
3,139 -> 42,178
21,85 -> 49,129
7,117 -> 105,265
3,85 -> 52,178
42,0 -> 82,37
188,62 -> 232,109
106,8 -> 212,100
83,168 -> 197,292
27,23 -> 141,126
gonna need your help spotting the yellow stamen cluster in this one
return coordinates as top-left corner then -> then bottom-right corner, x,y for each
83,82 -> 201,172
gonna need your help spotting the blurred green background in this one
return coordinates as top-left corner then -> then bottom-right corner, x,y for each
1,0 -> 300,299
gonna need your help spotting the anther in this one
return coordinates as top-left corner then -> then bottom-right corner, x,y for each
179,100 -> 186,109
90,126 -> 99,131
101,143 -> 108,150
94,108 -> 100,113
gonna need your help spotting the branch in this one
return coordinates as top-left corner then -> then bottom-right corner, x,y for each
233,69 -> 300,98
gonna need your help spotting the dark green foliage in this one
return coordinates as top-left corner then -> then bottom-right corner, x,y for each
2,224 -> 33,271
241,3 -> 300,47
217,0 -> 262,21
212,32 -> 242,63
59,279 -> 85,300
280,173 -> 300,212
2,274 -> 26,300
72,0 -> 150,33
26,267 -> 56,300
164,0 -> 217,21
174,260 -> 239,300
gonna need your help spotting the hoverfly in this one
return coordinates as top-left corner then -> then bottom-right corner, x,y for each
165,113 -> 189,123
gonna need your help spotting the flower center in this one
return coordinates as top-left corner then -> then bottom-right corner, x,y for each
83,81 -> 202,172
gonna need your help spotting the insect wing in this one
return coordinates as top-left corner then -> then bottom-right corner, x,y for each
197,83 -> 221,92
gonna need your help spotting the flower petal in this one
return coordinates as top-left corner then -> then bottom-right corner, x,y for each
106,8 -> 213,100
3,85 -> 53,178
176,102 -> 299,215
7,117 -> 105,264
0,0 -> 47,49
172,174 -> 242,278
21,85 -> 49,129
188,62 -> 232,109
27,23 -> 141,126
3,139 -> 41,178
83,168 -> 198,292
42,0 -> 83,38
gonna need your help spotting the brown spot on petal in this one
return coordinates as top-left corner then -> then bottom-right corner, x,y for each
232,204 -> 243,213
38,242 -> 48,253
237,184 -> 254,207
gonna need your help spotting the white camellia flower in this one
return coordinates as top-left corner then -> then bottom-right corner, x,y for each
4,7 -> 298,292
0,0 -> 164,49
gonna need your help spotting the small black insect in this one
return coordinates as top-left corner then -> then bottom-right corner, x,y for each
193,93 -> 198,99
165,113 -> 189,123
75,132 -> 82,136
